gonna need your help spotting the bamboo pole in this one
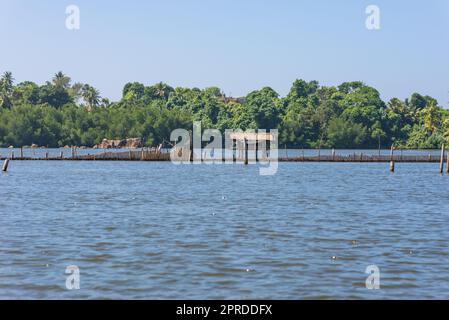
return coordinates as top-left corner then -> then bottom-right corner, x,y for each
390,145 -> 395,172
233,139 -> 236,163
244,138 -> 248,165
447,152 -> 449,174
440,144 -> 445,174
2,159 -> 9,172
189,130 -> 194,163
255,141 -> 258,162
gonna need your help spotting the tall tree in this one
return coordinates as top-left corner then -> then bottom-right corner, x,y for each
420,100 -> 442,134
82,85 -> 101,112
52,71 -> 71,89
0,71 -> 14,108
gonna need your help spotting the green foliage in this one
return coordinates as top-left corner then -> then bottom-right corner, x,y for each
326,118 -> 367,148
0,72 -> 14,109
0,72 -> 448,148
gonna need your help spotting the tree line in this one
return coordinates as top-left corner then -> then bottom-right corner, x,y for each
0,71 -> 448,149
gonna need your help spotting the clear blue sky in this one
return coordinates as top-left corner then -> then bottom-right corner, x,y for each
1,0 -> 448,106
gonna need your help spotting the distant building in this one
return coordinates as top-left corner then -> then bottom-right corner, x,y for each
219,96 -> 246,104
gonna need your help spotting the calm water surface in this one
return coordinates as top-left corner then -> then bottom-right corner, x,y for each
1,160 -> 449,299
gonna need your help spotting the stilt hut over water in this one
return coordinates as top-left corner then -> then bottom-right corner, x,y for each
228,132 -> 276,162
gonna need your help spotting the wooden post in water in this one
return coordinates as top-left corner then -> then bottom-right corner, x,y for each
20,147 -> 23,159
332,149 -> 336,161
2,159 -> 9,172
11,151 -> 14,160
390,145 -> 395,172
45,152 -> 49,160
60,151 -> 63,159
440,144 -> 445,174
189,130 -> 193,163
255,141 -> 258,163
244,138 -> 249,165
447,151 -> 449,174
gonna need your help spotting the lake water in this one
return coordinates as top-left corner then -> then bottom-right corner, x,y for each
0,148 -> 444,160
1,160 -> 449,299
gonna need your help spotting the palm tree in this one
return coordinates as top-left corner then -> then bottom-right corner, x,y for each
387,98 -> 416,125
420,100 -> 442,134
69,82 -> 84,102
153,82 -> 173,100
0,71 -> 14,108
1,71 -> 14,93
81,85 -> 101,112
444,118 -> 449,142
52,71 -> 71,89
101,97 -> 110,107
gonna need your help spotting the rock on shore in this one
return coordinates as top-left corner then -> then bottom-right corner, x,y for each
94,138 -> 143,149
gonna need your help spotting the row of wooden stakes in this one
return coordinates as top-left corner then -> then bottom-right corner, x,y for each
388,144 -> 448,174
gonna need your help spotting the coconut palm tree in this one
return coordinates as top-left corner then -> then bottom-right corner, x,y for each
81,85 -> 101,112
0,71 -> 14,108
444,118 -> 449,142
153,82 -> 173,100
1,71 -> 14,94
52,71 -> 71,89
69,82 -> 84,102
420,100 -> 442,134
101,97 -> 110,107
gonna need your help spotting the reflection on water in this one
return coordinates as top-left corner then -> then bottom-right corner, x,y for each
0,161 -> 449,299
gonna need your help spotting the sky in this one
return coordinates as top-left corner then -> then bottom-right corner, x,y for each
1,0 -> 449,106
